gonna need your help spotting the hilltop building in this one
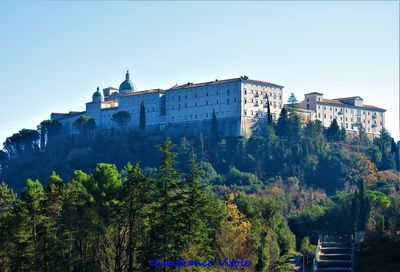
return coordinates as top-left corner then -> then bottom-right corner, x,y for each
51,71 -> 386,139
51,71 -> 284,137
296,92 -> 386,138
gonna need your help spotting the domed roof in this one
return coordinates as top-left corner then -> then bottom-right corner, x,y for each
92,86 -> 103,102
119,70 -> 137,94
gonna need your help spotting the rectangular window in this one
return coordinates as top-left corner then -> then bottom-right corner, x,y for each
227,98 -> 230,105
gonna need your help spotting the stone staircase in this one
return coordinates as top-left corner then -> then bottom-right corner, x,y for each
313,236 -> 354,272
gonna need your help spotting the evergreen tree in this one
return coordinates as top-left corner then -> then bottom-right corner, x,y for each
390,138 -> 400,171
0,183 -> 16,271
122,162 -> 151,271
326,119 -> 341,142
211,109 -> 218,140
286,92 -> 298,115
340,127 -> 347,142
275,107 -> 289,139
139,102 -> 146,130
266,95 -> 273,126
180,155 -> 219,259
15,179 -> 46,271
150,138 -> 184,260
358,124 -> 369,144
39,172 -> 64,272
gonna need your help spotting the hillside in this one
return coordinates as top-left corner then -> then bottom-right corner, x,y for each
0,111 -> 399,271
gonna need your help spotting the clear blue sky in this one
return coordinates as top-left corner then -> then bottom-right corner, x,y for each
0,1 -> 398,143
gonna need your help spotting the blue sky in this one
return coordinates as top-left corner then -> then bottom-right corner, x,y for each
0,1 -> 398,143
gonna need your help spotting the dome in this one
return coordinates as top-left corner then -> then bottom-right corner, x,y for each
119,70 -> 137,94
92,86 -> 103,103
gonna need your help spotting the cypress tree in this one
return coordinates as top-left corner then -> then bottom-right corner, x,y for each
139,102 -> 146,130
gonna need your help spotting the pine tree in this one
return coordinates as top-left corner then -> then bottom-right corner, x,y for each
15,179 -> 46,272
0,183 -> 16,271
39,172 -> 64,272
112,111 -> 132,130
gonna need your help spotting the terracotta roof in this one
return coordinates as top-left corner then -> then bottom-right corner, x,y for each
335,96 -> 363,101
168,77 -> 284,91
318,99 -> 386,111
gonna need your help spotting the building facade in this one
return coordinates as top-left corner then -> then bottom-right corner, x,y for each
297,92 -> 386,138
51,72 -> 284,137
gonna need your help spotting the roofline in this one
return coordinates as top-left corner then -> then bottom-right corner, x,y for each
167,77 -> 284,91
305,92 -> 323,95
316,101 -> 386,112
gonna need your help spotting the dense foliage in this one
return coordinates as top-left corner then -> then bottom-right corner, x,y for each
1,98 -> 400,271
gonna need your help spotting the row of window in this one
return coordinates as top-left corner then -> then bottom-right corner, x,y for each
169,110 -> 233,121
244,90 -> 281,100
318,105 -> 383,117
169,89 -> 232,101
169,98 -> 238,110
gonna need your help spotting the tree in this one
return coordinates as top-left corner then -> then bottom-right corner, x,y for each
266,94 -> 273,126
18,129 -> 40,153
180,155 -> 222,259
346,153 -> 377,185
300,236 -> 314,264
38,120 -> 62,151
326,119 -> 341,142
122,162 -> 151,271
15,179 -> 46,271
139,102 -> 145,130
149,138 -> 184,260
340,127 -> 347,142
111,111 -> 131,130
215,203 -> 255,269
390,138 -> 400,171
0,183 -> 16,271
286,93 -> 298,115
73,116 -> 96,137
275,107 -> 289,139
211,109 -> 218,140
353,179 -> 370,231
358,124 -> 369,144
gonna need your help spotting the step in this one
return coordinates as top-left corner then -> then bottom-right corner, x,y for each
316,268 -> 352,271
317,260 -> 352,268
321,242 -> 351,248
320,248 -> 352,254
319,254 -> 352,261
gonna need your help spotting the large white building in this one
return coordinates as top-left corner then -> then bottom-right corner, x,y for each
297,92 -> 386,138
51,71 -> 284,137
